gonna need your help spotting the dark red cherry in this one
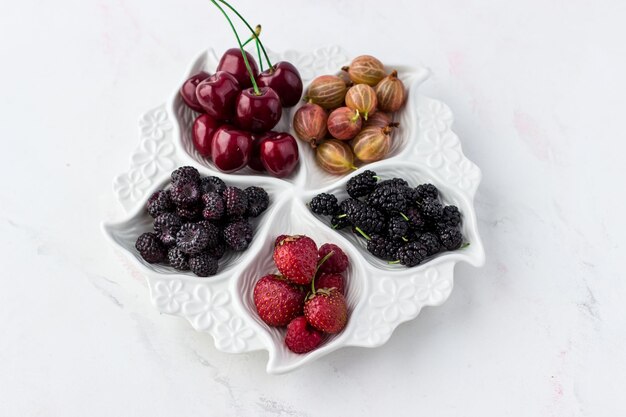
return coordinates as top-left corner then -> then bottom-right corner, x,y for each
211,126 -> 252,173
216,48 -> 259,89
260,132 -> 299,178
195,71 -> 240,122
180,71 -> 210,112
249,131 -> 278,172
192,114 -> 220,158
257,61 -> 303,107
235,87 -> 282,132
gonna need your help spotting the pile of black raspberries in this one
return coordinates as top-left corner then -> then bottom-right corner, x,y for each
135,166 -> 269,277
309,170 -> 465,267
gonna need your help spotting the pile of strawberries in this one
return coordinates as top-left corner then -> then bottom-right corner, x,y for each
253,235 -> 350,354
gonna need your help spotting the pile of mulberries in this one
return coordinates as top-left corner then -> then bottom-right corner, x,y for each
309,169 -> 465,267
135,166 -> 269,277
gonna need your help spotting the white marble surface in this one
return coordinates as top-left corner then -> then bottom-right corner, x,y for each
1,0 -> 625,415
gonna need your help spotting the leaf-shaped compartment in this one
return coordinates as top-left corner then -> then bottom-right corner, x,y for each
103,170 -> 291,280
295,64 -> 430,191
301,159 -> 485,272
172,50 -> 304,185
233,198 -> 368,374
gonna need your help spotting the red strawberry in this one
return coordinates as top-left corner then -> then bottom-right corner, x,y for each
273,235 -> 318,285
315,273 -> 345,295
274,234 -> 289,246
304,289 -> 348,334
253,274 -> 306,327
285,316 -> 324,354
317,243 -> 349,274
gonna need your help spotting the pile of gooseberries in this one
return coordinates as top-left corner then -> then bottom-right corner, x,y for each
293,55 -> 407,175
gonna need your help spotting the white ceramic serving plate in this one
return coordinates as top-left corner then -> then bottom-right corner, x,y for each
102,46 -> 485,374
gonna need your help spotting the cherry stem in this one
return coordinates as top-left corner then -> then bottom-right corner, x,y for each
242,24 -> 264,72
217,0 -> 274,69
241,24 -> 261,47
255,35 -> 263,72
400,212 -> 409,221
210,0 -> 260,95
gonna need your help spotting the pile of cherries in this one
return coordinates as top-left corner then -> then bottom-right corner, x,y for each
180,48 -> 302,178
